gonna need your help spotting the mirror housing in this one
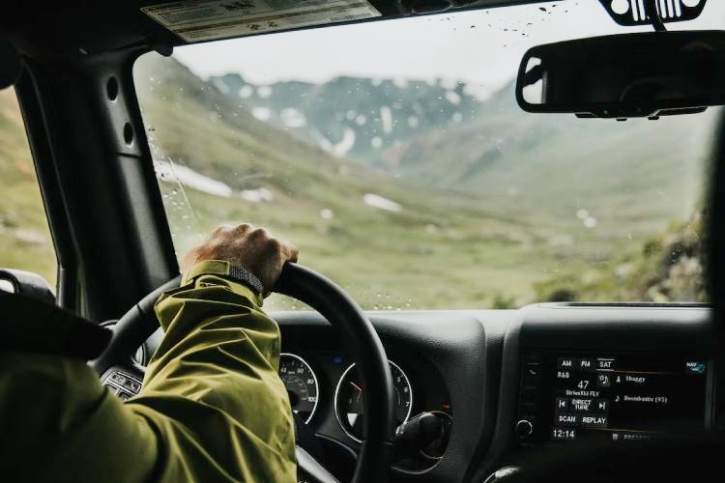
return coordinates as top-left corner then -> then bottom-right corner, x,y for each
516,31 -> 725,119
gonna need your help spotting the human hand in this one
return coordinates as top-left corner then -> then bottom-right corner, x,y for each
181,224 -> 299,294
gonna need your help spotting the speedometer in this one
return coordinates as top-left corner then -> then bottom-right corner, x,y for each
334,361 -> 413,442
279,353 -> 319,424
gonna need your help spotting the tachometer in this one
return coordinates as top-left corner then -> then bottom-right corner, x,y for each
279,353 -> 319,424
334,361 -> 413,442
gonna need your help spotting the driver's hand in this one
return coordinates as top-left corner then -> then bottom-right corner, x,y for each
181,224 -> 299,295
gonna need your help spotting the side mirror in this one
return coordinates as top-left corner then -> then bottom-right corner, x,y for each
0,269 -> 56,305
516,30 -> 725,119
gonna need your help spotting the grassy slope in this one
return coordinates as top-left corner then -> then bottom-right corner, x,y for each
0,54 -> 711,308
0,89 -> 56,285
378,83 -> 715,305
136,55 -> 603,309
388,83 -> 714,230
135,54 -> 714,308
535,210 -> 707,303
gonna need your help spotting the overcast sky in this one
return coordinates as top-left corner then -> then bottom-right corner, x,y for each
174,1 -> 725,96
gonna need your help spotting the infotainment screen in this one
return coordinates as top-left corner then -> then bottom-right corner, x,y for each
517,354 -> 710,443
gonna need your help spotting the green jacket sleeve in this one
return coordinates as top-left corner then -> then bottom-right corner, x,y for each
0,260 -> 297,483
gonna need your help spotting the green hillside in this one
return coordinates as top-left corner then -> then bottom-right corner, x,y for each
385,82 -> 715,231
207,72 -> 713,242
136,54 -> 567,309
0,89 -> 56,285
0,54 -> 711,308
206,69 -> 714,267
134,54 -> 711,308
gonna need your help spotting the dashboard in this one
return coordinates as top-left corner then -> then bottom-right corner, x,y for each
103,303 -> 722,482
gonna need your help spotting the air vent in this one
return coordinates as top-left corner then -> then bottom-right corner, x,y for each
598,0 -> 707,26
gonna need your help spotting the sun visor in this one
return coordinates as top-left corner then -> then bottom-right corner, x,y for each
141,0 -> 382,43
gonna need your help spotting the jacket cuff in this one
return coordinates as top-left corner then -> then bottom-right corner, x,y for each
182,260 -> 264,306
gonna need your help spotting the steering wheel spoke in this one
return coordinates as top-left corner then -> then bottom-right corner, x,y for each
296,446 -> 340,483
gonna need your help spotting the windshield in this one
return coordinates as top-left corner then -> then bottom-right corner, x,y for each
134,2 -> 723,310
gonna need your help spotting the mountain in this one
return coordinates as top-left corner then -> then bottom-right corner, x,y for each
209,72 -> 480,167
135,54 -> 548,309
381,81 -> 715,230
0,54 -> 713,308
137,56 -> 715,308
209,70 -> 714,241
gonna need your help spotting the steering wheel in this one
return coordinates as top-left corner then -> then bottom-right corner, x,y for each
92,263 -> 394,483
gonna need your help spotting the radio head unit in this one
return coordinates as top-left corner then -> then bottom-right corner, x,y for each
516,353 -> 711,443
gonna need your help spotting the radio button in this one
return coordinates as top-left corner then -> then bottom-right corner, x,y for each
555,413 -> 577,426
570,398 -> 594,412
556,370 -> 572,380
580,414 -> 608,427
597,373 -> 612,387
558,357 -> 576,369
515,419 -> 534,439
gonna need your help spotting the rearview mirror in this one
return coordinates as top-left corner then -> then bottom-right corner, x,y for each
516,31 -> 725,119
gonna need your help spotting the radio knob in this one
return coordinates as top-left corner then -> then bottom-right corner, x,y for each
515,419 -> 534,439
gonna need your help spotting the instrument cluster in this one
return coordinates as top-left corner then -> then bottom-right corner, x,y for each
279,353 -> 416,436
278,350 -> 453,473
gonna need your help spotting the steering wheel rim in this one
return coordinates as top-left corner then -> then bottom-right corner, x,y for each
92,263 -> 394,483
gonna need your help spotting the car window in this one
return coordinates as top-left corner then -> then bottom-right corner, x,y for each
134,2 -> 722,310
0,88 -> 57,288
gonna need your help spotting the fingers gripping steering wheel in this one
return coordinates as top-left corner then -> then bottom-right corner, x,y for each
92,263 -> 394,483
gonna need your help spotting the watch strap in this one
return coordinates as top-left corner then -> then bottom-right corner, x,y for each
228,264 -> 265,295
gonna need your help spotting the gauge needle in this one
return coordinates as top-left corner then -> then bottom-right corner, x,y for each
349,381 -> 363,404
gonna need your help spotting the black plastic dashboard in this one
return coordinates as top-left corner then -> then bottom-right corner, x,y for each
116,303 -> 720,483
476,303 -> 718,482
274,310 -> 508,482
